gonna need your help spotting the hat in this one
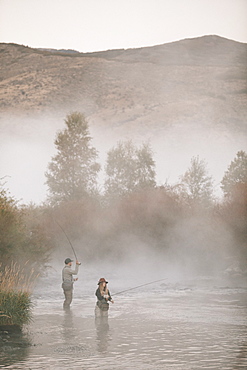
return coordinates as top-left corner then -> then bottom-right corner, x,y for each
65,258 -> 73,264
98,277 -> 108,285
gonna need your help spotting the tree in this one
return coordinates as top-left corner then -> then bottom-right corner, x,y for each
0,184 -> 20,263
104,140 -> 156,199
178,156 -> 214,207
45,112 -> 101,204
0,182 -> 51,268
221,151 -> 247,198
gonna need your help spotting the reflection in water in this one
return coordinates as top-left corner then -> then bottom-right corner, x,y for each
62,309 -> 74,342
0,328 -> 31,368
1,283 -> 246,369
95,316 -> 111,353
234,341 -> 247,369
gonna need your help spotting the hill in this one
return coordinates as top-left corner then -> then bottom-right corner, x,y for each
0,35 -> 246,202
0,35 -> 246,133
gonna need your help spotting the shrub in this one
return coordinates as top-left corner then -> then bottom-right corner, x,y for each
0,263 -> 37,327
0,290 -> 32,326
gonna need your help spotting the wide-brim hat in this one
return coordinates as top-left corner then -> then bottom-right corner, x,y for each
65,258 -> 73,264
98,277 -> 108,285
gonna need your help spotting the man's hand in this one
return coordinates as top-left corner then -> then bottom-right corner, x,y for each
76,261 -> 81,265
74,277 -> 78,281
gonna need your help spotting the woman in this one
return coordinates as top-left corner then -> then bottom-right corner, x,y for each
95,278 -> 114,317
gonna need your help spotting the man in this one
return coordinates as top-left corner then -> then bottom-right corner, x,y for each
62,258 -> 80,309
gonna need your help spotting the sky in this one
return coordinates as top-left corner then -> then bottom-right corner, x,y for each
0,0 -> 247,53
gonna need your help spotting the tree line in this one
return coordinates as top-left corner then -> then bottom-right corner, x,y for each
1,112 -> 247,276
45,112 -> 247,205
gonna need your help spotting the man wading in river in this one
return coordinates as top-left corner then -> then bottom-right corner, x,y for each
62,258 -> 81,310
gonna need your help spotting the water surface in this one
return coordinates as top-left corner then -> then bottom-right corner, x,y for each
0,274 -> 246,369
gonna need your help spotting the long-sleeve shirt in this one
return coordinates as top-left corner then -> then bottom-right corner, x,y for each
62,264 -> 79,283
95,287 -> 112,302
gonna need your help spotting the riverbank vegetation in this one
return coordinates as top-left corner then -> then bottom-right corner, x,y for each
1,112 -> 247,279
0,263 -> 37,328
0,185 -> 52,269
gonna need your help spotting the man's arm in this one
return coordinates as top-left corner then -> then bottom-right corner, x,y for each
68,261 -> 80,275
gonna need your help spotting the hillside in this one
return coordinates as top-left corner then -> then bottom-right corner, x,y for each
0,35 -> 247,202
0,35 -> 246,135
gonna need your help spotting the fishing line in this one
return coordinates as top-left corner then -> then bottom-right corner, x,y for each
111,278 -> 167,296
54,218 -> 79,261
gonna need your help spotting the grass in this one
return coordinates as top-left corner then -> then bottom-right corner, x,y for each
0,262 -> 38,328
0,290 -> 32,326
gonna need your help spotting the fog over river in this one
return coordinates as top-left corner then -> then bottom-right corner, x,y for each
1,113 -> 246,204
0,262 -> 246,369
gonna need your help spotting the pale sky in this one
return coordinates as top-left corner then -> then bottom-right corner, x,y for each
0,0 -> 247,52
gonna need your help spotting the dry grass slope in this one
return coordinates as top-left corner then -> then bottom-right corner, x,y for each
0,35 -> 247,136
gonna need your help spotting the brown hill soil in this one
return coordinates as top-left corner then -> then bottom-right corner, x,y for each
0,35 -> 246,136
0,35 -> 246,202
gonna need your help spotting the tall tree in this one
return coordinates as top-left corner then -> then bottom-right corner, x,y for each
178,156 -> 214,207
45,112 -> 100,204
104,140 -> 156,199
221,151 -> 247,198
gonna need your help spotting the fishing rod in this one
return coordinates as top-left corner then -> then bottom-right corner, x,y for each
111,278 -> 167,297
54,219 -> 79,261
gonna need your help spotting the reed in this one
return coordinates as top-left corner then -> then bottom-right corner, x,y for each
0,262 -> 38,327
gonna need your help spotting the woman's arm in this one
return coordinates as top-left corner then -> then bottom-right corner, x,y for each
108,290 -> 114,303
95,288 -> 104,300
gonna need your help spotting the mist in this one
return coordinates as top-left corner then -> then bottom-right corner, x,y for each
1,12 -> 247,369
1,113 -> 246,369
1,112 -> 246,204
45,186 -> 243,290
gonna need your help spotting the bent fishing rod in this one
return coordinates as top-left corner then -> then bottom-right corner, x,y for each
54,218 -> 79,262
111,278 -> 167,297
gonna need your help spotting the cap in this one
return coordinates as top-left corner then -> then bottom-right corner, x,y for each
65,258 -> 73,264
98,277 -> 108,285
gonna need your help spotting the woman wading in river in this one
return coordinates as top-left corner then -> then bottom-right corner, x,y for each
95,278 -> 114,317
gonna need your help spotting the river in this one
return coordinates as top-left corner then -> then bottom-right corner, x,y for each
0,266 -> 246,369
